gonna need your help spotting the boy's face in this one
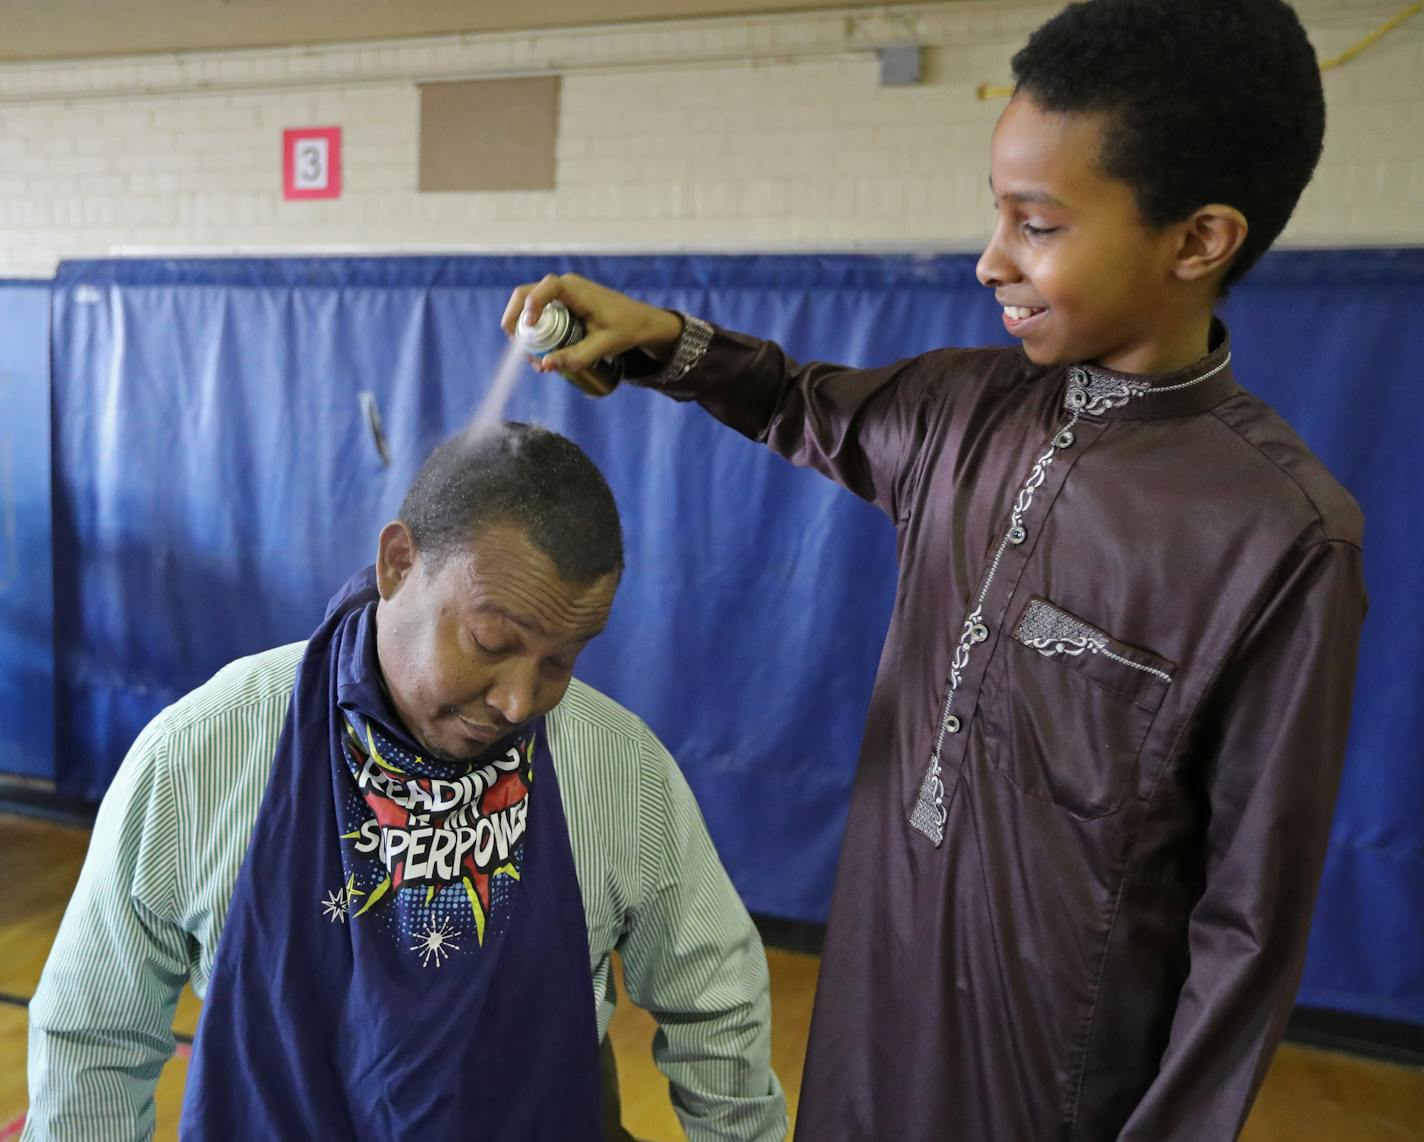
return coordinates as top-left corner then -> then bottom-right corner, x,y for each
978,95 -> 1194,375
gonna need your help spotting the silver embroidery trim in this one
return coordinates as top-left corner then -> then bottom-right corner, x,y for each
909,407 -> 1084,844
1064,354 -> 1232,415
639,313 -> 713,388
913,350 -> 1216,841
1014,597 -> 1104,648
1013,598 -> 1173,684
1066,366 -> 1149,415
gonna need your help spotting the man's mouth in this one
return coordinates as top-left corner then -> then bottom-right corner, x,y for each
455,715 -> 502,744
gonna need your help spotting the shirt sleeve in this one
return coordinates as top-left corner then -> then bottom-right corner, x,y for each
630,314 -> 953,523
1117,538 -> 1367,1140
615,728 -> 789,1142
25,713 -> 191,1142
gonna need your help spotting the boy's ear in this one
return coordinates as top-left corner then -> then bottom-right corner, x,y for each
1172,205 -> 1249,285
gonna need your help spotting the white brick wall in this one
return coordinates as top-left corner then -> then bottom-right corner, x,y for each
0,0 -> 1419,277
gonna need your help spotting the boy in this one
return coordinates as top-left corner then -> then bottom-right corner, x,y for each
502,1 -> 1365,1137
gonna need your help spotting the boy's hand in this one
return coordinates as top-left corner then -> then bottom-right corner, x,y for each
501,273 -> 684,375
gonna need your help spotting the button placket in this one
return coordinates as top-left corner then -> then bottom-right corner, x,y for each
909,406 -> 1106,846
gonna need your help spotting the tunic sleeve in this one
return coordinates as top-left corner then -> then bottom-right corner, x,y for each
1117,538 -> 1366,1141
633,316 -> 954,523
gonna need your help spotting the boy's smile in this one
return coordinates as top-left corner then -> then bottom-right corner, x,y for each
1000,304 -> 1048,336
978,95 -> 1218,377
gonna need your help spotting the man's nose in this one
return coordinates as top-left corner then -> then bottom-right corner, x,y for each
485,660 -> 538,726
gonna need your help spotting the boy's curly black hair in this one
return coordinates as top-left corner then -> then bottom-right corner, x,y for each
1011,0 -> 1325,291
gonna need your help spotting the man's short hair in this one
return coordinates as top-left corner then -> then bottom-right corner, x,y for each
399,422 -> 623,583
1011,0 -> 1326,291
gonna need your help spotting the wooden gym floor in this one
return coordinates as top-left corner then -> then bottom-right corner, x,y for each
3,813 -> 1421,1140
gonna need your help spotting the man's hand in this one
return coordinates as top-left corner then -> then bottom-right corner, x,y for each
501,274 -> 684,375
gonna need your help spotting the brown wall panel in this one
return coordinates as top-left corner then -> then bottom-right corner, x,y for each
419,77 -> 560,194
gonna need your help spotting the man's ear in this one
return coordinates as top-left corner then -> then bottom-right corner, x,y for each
1172,204 -> 1249,285
375,521 -> 418,601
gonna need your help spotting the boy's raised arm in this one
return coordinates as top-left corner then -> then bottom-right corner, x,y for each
503,273 -> 950,522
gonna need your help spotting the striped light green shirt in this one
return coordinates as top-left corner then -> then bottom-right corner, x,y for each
26,642 -> 787,1141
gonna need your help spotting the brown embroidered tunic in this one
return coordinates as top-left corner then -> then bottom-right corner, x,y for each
633,318 -> 1366,1140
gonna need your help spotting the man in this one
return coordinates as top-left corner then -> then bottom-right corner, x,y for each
26,424 -> 786,1141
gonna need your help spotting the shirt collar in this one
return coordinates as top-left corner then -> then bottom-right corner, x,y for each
1062,320 -> 1238,420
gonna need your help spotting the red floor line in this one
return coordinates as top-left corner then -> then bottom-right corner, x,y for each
175,1041 -> 192,1059
0,1111 -> 26,1141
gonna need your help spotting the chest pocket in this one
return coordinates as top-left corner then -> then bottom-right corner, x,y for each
984,596 -> 1175,820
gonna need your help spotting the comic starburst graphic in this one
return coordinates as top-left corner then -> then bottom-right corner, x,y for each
320,875 -> 365,924
410,917 -> 461,967
321,887 -> 350,923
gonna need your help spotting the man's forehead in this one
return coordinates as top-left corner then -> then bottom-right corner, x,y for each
453,556 -> 615,636
473,599 -> 552,637
468,590 -> 613,645
423,525 -> 615,625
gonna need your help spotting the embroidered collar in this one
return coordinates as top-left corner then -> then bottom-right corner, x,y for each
1062,320 -> 1237,420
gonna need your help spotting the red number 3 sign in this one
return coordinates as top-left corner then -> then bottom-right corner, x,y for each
283,127 -> 342,200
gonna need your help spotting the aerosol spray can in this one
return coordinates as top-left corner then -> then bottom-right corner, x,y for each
515,300 -> 623,397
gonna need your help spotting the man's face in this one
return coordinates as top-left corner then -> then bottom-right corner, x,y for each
374,522 -> 618,761
977,95 -> 1189,375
